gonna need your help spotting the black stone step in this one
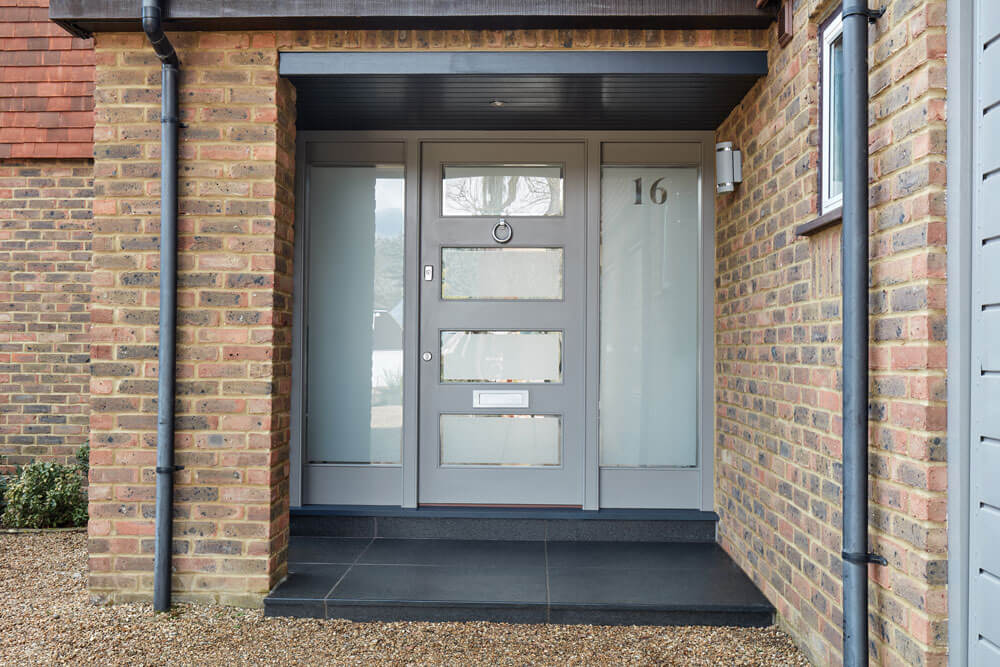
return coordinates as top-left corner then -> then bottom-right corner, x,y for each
290,506 -> 719,543
264,536 -> 774,626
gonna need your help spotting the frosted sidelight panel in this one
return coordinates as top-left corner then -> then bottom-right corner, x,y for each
442,165 -> 564,216
440,415 -> 561,466
441,247 -> 564,300
307,166 -> 405,464
600,166 -> 699,467
440,331 -> 562,383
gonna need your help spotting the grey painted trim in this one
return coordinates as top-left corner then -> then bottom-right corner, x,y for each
699,137 -> 716,512
402,138 -> 421,509
289,130 -> 717,512
279,51 -> 769,77
947,0 -> 973,664
584,137 -> 601,511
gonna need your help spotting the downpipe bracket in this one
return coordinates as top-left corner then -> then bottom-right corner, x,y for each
843,6 -> 886,23
155,466 -> 184,474
842,551 -> 889,566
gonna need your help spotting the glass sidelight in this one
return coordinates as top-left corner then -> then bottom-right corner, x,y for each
599,166 -> 700,467
306,165 -> 405,465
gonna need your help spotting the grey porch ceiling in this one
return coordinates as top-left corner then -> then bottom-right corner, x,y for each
281,51 -> 768,131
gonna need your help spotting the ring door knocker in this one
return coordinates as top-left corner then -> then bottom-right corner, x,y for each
492,218 -> 512,244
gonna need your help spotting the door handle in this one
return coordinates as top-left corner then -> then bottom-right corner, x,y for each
492,218 -> 512,244
424,265 -> 434,281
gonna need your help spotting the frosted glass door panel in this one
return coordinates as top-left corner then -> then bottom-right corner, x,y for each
440,331 -> 562,383
442,165 -> 564,216
600,167 -> 699,467
307,166 -> 405,465
440,415 -> 561,466
442,248 -> 564,300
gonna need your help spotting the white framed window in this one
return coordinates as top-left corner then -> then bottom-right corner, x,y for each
821,11 -> 844,214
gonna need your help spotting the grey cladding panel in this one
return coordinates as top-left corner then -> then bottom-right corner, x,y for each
984,43 -> 1000,110
970,1 -> 1000,663
983,109 -> 1000,175
985,2 -> 1000,43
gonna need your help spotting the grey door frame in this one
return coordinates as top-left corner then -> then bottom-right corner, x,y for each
291,130 -> 716,511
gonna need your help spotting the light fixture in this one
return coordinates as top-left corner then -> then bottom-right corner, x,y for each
715,141 -> 743,193
489,99 -> 506,108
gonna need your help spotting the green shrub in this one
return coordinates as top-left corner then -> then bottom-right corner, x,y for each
1,462 -> 87,529
75,443 -> 90,474
0,475 -> 9,521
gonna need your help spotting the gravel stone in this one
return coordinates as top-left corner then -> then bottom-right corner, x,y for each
0,533 -> 810,666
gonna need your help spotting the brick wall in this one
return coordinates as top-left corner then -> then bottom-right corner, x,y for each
86,27 -> 768,605
0,159 -> 92,473
714,1 -> 948,665
0,0 -> 94,158
88,31 -> 295,605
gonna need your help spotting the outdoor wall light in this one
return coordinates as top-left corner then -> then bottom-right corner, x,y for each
715,142 -> 743,193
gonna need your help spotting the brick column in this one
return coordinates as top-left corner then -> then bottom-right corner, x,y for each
88,32 -> 294,606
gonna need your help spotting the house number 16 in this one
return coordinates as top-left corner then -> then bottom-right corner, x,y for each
632,177 -> 668,205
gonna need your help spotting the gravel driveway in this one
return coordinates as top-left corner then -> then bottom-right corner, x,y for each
0,532 -> 809,666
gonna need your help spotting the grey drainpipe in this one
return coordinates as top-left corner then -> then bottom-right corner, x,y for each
840,2 -> 886,665
141,0 -> 180,613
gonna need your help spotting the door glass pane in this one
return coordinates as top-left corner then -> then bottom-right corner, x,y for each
440,414 -> 561,466
441,331 -> 562,383
600,166 -> 699,467
442,165 -> 564,216
307,165 -> 405,465
442,248 -> 564,300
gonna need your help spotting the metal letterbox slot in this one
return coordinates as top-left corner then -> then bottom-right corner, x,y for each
472,390 -> 529,409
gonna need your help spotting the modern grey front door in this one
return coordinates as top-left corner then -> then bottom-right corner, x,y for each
419,142 -> 586,505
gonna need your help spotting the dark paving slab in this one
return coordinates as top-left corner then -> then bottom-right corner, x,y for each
265,534 -> 774,625
325,602 -> 548,624
330,563 -> 549,605
267,563 -> 351,601
288,537 -> 371,564
545,541 -> 733,570
547,566 -> 771,610
359,538 -> 544,569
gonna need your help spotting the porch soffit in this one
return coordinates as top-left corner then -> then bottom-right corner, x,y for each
281,51 -> 769,131
51,0 -> 776,37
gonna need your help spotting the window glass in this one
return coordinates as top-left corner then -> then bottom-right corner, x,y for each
822,15 -> 845,213
829,33 -> 845,203
442,165 -> 564,216
600,167 -> 699,468
306,166 -> 404,465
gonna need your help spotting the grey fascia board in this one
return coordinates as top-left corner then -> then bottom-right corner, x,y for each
279,51 -> 770,78
50,0 -> 776,32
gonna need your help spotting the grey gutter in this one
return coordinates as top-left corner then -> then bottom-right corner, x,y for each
141,0 -> 180,614
840,2 -> 887,665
